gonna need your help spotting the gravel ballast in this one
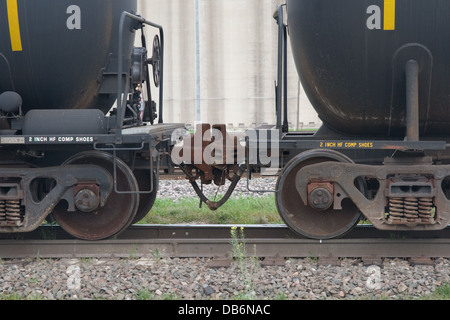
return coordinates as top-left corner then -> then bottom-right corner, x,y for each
156,177 -> 278,200
1,257 -> 449,300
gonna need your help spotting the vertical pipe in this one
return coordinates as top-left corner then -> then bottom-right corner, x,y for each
282,24 -> 289,132
195,0 -> 201,124
158,28 -> 165,124
296,79 -> 301,131
405,59 -> 419,142
116,12 -> 126,144
275,5 -> 284,130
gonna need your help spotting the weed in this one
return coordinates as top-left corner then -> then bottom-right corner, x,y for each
129,244 -> 139,259
230,226 -> 260,300
151,248 -> 162,261
429,283 -> 450,300
136,288 -> 153,300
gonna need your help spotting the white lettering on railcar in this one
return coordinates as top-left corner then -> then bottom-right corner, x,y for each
67,5 -> 81,30
366,5 -> 382,30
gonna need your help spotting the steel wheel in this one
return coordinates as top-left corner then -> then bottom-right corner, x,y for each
131,170 -> 157,224
52,151 -> 139,240
275,149 -> 363,240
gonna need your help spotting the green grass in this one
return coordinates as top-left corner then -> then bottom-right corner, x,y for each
139,195 -> 283,225
425,283 -> 450,300
0,293 -> 45,300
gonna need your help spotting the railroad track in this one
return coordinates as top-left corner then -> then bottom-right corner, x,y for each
1,225 -> 450,265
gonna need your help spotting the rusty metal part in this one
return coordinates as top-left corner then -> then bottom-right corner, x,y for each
307,181 -> 334,211
387,196 -> 435,225
176,123 -> 247,211
179,163 -> 245,211
0,199 -> 24,227
0,181 -> 23,227
182,123 -> 245,186
74,189 -> 99,213
72,182 -> 101,213
52,151 -> 139,241
275,149 -> 363,240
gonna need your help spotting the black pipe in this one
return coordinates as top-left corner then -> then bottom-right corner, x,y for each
282,25 -> 289,133
275,6 -> 285,130
157,28 -> 165,124
405,59 -> 420,142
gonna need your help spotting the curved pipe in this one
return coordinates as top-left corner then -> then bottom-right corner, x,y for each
179,164 -> 246,211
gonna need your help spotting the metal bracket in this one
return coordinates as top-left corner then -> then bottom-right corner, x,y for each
296,161 -> 450,231
116,11 -> 165,144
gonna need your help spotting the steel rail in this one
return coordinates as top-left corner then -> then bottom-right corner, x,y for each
0,225 -> 449,260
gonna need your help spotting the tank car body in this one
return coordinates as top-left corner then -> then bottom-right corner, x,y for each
0,0 -> 136,114
0,0 -> 182,240
286,0 -> 450,138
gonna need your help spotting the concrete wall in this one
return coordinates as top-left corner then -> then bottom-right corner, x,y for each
137,0 -> 321,130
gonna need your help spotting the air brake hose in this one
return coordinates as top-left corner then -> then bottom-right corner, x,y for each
179,163 -> 246,211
